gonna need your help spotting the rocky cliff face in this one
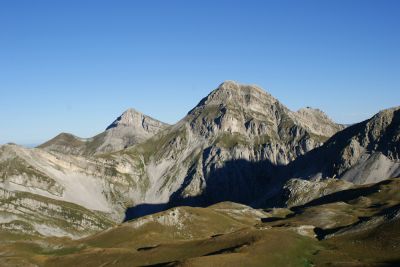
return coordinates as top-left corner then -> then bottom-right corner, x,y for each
38,108 -> 169,156
294,107 -> 344,138
185,81 -> 343,163
289,106 -> 400,184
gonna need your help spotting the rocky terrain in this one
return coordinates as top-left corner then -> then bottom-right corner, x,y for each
0,81 -> 399,266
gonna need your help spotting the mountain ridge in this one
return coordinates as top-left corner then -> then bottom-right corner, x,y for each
289,106 -> 400,184
38,108 -> 169,156
0,81 -> 398,243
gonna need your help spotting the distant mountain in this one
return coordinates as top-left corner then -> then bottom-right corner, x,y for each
38,108 -> 169,156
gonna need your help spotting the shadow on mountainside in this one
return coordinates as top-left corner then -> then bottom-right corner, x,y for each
123,158 -> 399,222
124,158 -> 288,222
124,203 -> 170,221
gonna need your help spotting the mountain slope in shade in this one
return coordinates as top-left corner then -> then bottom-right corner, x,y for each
38,108 -> 169,156
290,106 -> 400,184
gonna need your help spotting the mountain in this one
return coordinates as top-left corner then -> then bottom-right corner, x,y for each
2,81 -> 398,236
0,81 -> 344,237
38,108 -> 169,156
290,106 -> 400,184
119,81 -> 344,215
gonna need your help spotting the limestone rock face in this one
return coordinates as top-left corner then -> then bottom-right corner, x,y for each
185,81 -> 343,163
290,106 -> 400,184
0,187 -> 113,238
186,81 -> 343,145
0,144 -> 137,238
106,108 -> 167,134
120,81 -> 344,210
293,107 -> 344,138
38,108 -> 169,156
99,108 -> 169,153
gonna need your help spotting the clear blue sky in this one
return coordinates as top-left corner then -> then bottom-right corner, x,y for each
1,0 -> 399,145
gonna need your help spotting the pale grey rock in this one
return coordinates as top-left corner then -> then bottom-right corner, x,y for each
0,144 -> 135,223
0,187 -> 114,238
121,81 -> 344,210
290,106 -> 400,184
293,107 -> 345,138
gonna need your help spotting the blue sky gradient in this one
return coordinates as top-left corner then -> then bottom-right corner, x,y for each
1,0 -> 399,145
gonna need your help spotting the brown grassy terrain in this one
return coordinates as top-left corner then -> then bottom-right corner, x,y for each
0,179 -> 399,267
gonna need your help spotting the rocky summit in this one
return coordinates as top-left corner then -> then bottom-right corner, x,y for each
0,81 -> 399,267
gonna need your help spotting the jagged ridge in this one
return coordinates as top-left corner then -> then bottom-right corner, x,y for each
289,106 -> 400,184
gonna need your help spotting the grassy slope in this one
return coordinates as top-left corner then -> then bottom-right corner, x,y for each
1,179 -> 399,267
37,132 -> 108,156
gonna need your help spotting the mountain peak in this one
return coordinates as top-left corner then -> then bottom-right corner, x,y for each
192,81 -> 277,112
296,107 -> 335,124
106,108 -> 144,130
106,108 -> 168,132
216,80 -> 272,96
293,107 -> 344,137
217,80 -> 240,90
183,82 -> 343,151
